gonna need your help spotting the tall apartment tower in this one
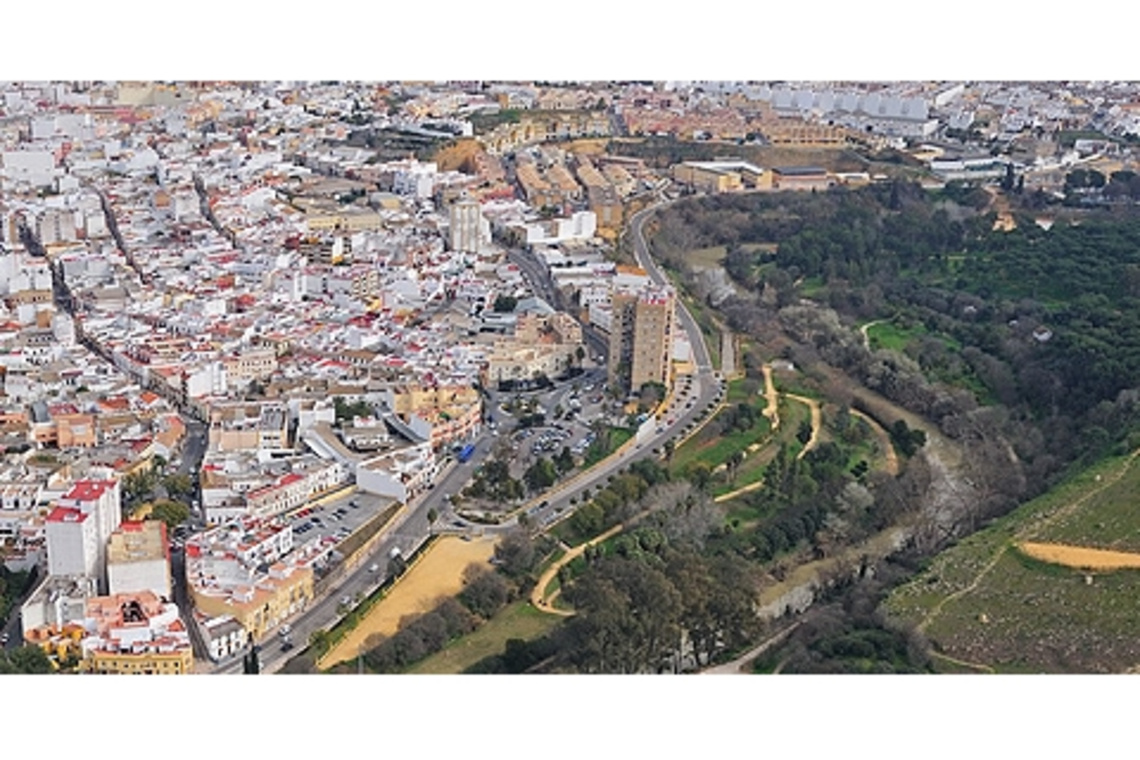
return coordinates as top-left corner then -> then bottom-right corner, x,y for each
47,479 -> 123,593
449,197 -> 490,254
608,286 -> 676,395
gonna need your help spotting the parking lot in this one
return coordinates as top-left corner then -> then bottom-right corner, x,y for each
285,489 -> 396,550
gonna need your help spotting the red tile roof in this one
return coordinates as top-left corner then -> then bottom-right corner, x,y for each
47,506 -> 88,523
64,479 -> 117,503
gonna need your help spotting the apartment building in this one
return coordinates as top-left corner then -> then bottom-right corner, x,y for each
48,478 -> 122,592
448,197 -> 491,254
185,518 -> 315,641
107,520 -> 171,599
609,286 -> 676,394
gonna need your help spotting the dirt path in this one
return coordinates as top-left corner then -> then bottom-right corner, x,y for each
714,479 -> 767,503
761,364 -> 780,431
786,394 -> 821,460
850,408 -> 900,476
859,319 -> 887,351
531,522 -> 627,615
319,535 -> 498,669
930,650 -> 996,674
700,622 -> 801,674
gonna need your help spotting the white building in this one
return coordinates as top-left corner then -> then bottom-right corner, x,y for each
51,479 -> 123,592
355,442 -> 438,502
1,150 -> 56,188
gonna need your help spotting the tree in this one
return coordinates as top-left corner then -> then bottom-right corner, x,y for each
459,565 -> 511,619
688,462 -> 712,492
0,645 -> 54,674
727,451 -> 745,485
554,446 -> 575,475
163,473 -> 193,500
524,458 -> 557,493
496,530 -> 537,578
796,419 -> 814,446
493,294 -> 518,313
150,500 -> 190,530
662,438 -> 676,464
426,508 -> 438,533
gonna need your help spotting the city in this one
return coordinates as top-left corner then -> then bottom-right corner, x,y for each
3,79 -> 1140,683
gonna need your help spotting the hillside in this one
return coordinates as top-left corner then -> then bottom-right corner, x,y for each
884,448 -> 1140,673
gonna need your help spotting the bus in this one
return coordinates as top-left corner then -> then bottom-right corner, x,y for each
457,443 -> 476,463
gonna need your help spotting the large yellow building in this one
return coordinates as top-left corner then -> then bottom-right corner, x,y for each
84,645 -> 194,675
189,562 -> 313,641
185,519 -> 317,641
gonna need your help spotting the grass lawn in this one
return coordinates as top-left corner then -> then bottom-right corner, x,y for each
671,411 -> 771,475
726,377 -> 760,404
406,601 -> 563,674
582,427 -> 634,467
867,320 -> 926,353
1036,453 -> 1140,553
798,276 -> 827,299
685,245 -> 728,269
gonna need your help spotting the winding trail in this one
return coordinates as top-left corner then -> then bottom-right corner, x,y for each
531,522 -> 627,616
850,408 -> 900,476
786,394 -> 822,461
714,479 -> 767,504
859,319 -> 887,351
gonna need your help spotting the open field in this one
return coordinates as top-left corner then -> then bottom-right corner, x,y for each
921,550 -> 1140,673
884,449 -> 1140,672
685,245 -> 728,270
319,535 -> 498,669
866,320 -> 927,353
406,601 -> 562,674
1034,454 -> 1140,553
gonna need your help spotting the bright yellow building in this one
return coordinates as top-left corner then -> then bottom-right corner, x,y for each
83,646 -> 194,675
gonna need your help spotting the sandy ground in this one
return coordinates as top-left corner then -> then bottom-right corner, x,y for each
1018,541 -> 1140,571
761,365 -> 780,431
320,535 -> 498,669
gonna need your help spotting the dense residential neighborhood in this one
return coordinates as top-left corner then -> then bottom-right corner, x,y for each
3,78 -> 1140,681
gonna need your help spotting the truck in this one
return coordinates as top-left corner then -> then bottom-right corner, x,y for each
457,443 -> 476,463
